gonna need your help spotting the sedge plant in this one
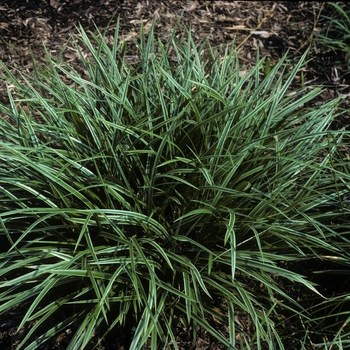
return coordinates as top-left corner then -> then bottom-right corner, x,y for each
314,2 -> 350,66
0,22 -> 350,349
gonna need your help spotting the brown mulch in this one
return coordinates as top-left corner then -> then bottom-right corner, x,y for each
0,1 -> 348,82
0,1 -> 350,349
1,1 -> 349,122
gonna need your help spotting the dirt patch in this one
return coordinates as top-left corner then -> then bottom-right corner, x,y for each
1,1 -> 349,121
0,2 -> 345,72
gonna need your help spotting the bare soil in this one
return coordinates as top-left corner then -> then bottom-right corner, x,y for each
0,1 -> 349,349
1,1 -> 349,124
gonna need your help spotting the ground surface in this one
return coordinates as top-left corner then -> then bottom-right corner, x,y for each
1,1 -> 349,125
0,1 -> 349,349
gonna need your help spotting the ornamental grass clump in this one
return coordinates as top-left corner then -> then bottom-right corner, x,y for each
0,23 -> 349,349
314,2 -> 350,66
